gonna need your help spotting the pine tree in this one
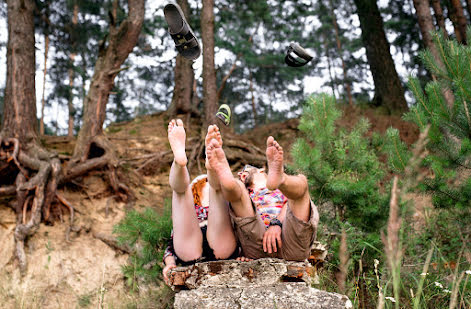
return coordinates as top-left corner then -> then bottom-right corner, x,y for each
292,94 -> 390,231
387,29 -> 471,208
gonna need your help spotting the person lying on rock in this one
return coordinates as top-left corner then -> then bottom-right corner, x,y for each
206,126 -> 319,261
162,120 -> 239,285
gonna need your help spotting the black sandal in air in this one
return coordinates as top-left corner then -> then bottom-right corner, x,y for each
285,42 -> 313,67
164,2 -> 201,60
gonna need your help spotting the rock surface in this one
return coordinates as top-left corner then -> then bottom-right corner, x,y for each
170,254 -> 351,309
169,258 -> 315,290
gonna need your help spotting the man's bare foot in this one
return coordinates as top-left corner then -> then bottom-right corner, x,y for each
206,138 -> 239,194
168,119 -> 188,166
266,136 -> 285,190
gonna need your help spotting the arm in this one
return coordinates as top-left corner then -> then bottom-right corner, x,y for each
263,204 -> 287,254
277,203 -> 287,223
163,255 -> 177,286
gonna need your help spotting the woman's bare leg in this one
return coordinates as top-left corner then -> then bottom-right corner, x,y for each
206,135 -> 254,218
168,119 -> 202,261
205,125 -> 237,259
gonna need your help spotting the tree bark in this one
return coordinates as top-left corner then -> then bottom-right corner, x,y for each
72,0 -> 145,161
201,0 -> 218,126
249,72 -> 257,127
448,0 -> 466,44
169,0 -> 195,118
329,0 -> 353,106
68,2 -> 79,137
447,0 -> 466,45
431,0 -> 449,38
466,0 -> 471,22
40,35 -> 49,136
413,0 -> 455,107
3,0 -> 38,144
353,0 -> 408,113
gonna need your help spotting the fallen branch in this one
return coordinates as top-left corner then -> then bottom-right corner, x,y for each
93,231 -> 132,254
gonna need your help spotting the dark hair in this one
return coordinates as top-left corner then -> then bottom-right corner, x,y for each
244,168 -> 257,188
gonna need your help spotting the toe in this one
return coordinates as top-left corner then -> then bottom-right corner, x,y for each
176,119 -> 184,127
267,136 -> 274,147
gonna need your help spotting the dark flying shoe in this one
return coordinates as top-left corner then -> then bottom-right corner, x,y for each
285,42 -> 313,67
216,104 -> 231,126
164,2 -> 201,60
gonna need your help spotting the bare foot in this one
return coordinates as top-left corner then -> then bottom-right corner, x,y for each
266,136 -> 285,190
206,138 -> 239,194
205,125 -> 224,189
205,125 -> 223,170
168,119 -> 188,166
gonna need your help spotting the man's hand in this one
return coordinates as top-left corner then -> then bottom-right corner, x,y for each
263,225 -> 282,254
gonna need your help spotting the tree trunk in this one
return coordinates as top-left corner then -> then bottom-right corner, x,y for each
72,0 -> 145,162
322,34 -> 338,99
201,0 -> 218,126
413,0 -> 455,107
353,0 -> 408,114
169,0 -> 195,118
466,0 -> 471,22
2,0 -> 63,274
431,0 -> 448,38
329,0 -> 353,106
68,2 -> 79,137
249,72 -> 257,127
3,0 -> 38,144
40,35 -> 49,136
449,0 -> 467,44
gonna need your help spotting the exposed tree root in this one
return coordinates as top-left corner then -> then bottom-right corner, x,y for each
0,134 -> 135,273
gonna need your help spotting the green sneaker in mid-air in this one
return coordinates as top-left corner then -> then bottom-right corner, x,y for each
216,104 -> 231,126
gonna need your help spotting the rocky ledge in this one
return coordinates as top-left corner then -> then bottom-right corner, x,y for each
168,244 -> 351,309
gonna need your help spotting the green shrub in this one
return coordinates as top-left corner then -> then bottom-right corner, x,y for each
386,29 -> 471,209
113,201 -> 173,289
292,94 -> 390,232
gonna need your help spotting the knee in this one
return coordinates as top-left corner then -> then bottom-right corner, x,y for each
297,174 -> 309,192
212,243 -> 237,260
213,248 -> 236,260
175,247 -> 203,263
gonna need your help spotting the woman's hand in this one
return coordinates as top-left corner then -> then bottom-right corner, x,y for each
163,256 -> 177,286
236,256 -> 253,262
263,225 -> 282,254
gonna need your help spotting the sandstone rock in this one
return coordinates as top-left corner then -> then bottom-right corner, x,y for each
174,283 -> 352,309
170,247 -> 351,309
168,258 -> 315,290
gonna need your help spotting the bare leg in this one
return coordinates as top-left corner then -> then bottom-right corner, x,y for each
168,119 -> 202,261
206,137 -> 254,218
266,136 -> 311,222
204,125 -> 237,259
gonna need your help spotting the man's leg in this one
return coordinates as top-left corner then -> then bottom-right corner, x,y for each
204,125 -> 237,259
266,136 -> 319,261
168,119 -> 203,262
266,136 -> 311,221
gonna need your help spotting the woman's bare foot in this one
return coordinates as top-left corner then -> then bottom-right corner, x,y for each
205,125 -> 223,189
205,125 -> 223,170
168,119 -> 188,166
266,136 -> 285,190
206,138 -> 240,195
